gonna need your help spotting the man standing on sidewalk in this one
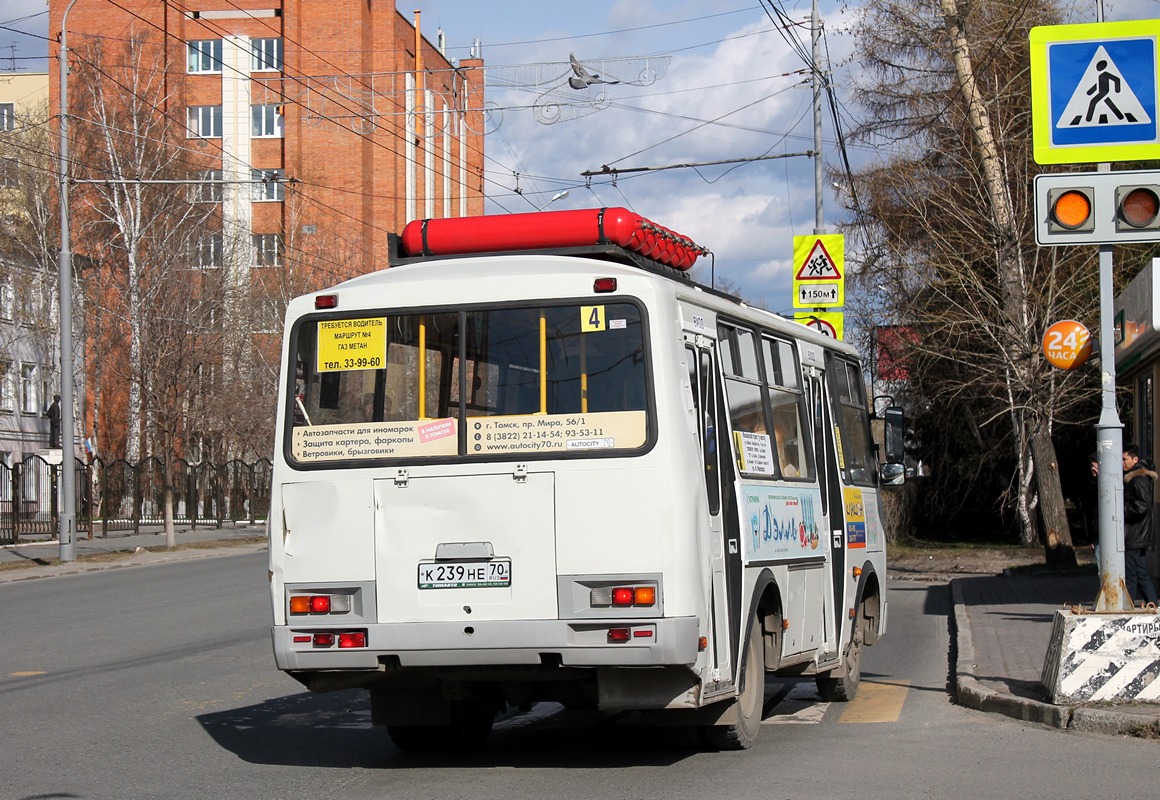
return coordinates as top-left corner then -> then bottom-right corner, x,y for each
1123,444 -> 1158,607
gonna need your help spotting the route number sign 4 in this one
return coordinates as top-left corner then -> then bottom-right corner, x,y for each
1042,319 -> 1092,370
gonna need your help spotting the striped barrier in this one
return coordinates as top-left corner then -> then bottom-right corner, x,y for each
1041,609 -> 1160,703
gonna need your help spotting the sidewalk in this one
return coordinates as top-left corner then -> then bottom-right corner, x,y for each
0,522 -> 267,582
952,569 -> 1160,735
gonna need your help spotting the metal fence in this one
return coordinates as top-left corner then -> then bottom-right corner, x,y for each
0,455 -> 272,545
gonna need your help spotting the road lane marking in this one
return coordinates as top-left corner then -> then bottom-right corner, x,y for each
838,679 -> 909,723
762,682 -> 830,724
9,671 -> 47,677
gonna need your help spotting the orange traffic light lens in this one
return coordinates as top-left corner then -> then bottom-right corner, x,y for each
1052,190 -> 1092,230
1120,187 -> 1160,228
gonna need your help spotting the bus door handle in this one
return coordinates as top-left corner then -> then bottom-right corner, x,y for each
728,538 -> 739,554
832,529 -> 842,549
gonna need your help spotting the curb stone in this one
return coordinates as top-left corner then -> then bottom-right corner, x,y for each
950,578 -> 1156,736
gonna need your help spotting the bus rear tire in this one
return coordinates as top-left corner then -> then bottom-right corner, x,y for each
701,616 -> 764,750
386,699 -> 494,752
816,603 -> 865,702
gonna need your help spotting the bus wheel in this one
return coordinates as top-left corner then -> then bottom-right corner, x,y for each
386,700 -> 494,752
816,603 -> 865,702
701,616 -> 764,750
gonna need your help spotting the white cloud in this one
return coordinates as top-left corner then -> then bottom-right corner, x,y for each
481,7 -> 838,308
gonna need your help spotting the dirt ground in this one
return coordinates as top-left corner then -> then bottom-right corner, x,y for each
888,542 -> 1096,581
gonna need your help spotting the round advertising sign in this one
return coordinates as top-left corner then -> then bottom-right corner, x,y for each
1042,319 -> 1092,370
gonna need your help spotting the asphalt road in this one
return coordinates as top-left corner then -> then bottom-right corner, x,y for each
2,552 -> 1156,800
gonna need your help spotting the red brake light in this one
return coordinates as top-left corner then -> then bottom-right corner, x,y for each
338,631 -> 367,648
310,595 -> 331,613
313,633 -> 335,647
593,277 -> 617,293
608,628 -> 631,642
315,293 -> 338,309
612,587 -> 634,606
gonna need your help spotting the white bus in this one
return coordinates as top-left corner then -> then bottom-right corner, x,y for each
268,208 -> 903,751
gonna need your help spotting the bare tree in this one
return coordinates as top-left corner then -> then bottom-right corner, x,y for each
70,32 -> 223,544
841,0 -> 1126,563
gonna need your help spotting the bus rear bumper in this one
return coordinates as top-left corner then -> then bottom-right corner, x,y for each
272,616 -> 700,671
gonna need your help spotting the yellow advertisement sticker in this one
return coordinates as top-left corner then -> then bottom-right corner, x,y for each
316,318 -> 386,372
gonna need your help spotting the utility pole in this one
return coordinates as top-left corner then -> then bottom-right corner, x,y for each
1091,0 -> 1130,611
811,0 -> 824,235
57,0 -> 80,563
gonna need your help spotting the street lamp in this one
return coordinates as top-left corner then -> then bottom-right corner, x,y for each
57,0 -> 80,562
536,190 -> 569,211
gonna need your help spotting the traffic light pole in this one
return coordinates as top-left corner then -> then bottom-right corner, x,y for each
1094,238 -> 1130,610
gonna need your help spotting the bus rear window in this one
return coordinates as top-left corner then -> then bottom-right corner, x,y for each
288,303 -> 649,464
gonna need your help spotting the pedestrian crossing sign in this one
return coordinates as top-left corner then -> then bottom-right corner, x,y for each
1031,20 -> 1160,164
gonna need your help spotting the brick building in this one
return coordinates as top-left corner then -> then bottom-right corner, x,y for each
47,0 -> 486,460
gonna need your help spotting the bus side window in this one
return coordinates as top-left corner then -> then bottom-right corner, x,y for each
763,337 -> 811,480
829,356 -> 875,485
685,345 -> 721,516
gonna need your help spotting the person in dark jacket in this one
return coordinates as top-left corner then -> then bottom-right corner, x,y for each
1122,444 -> 1158,606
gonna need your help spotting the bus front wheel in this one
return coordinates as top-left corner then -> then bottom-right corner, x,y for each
701,615 -> 764,750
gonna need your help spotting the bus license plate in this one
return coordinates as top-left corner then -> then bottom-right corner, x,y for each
417,559 -> 511,589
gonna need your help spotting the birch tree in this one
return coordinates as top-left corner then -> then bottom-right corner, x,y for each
844,0 -> 1106,562
71,33 -> 222,544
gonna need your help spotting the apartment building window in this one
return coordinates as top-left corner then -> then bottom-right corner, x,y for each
252,38 -> 282,71
0,361 -> 10,411
194,169 -> 224,203
251,104 -> 284,138
253,233 -> 283,267
196,233 -> 223,269
19,280 -> 38,325
0,275 -> 11,320
19,362 -> 36,414
188,105 -> 223,138
187,39 -> 223,73
251,168 -> 284,201
0,103 -> 14,132
0,158 -> 16,187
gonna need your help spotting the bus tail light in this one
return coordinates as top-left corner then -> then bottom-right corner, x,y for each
315,293 -> 338,309
593,277 -> 617,293
313,633 -> 336,647
608,628 -> 631,642
338,631 -> 368,648
290,593 -> 353,615
592,584 -> 657,608
607,625 -> 655,643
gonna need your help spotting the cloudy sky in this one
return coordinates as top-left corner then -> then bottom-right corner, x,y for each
2,0 -> 1153,310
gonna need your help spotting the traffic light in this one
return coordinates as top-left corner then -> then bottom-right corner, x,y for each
1034,170 -> 1160,245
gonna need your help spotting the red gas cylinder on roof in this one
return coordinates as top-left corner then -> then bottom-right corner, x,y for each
399,207 -> 704,271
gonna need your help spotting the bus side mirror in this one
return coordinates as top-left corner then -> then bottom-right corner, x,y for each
883,405 -> 906,472
880,462 -> 905,486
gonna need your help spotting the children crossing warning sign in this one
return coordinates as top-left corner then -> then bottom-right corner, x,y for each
792,234 -> 844,308
1031,20 -> 1160,164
